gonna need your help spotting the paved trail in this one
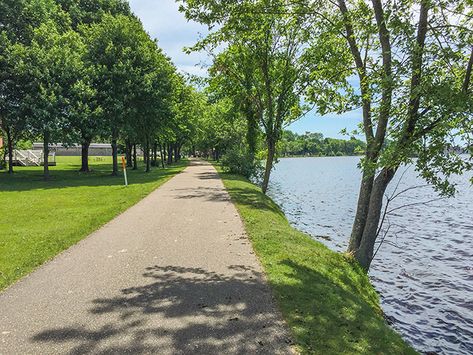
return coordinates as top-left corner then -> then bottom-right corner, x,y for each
0,160 -> 292,354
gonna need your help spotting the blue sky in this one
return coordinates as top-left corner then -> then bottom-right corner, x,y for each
128,0 -> 362,139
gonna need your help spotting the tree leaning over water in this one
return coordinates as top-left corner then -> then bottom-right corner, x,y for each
179,0 -> 473,271
303,0 -> 473,270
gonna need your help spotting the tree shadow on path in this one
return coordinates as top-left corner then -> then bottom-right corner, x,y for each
31,265 -> 292,354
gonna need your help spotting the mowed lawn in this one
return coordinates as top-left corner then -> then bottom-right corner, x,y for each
0,156 -> 188,291
216,167 -> 416,354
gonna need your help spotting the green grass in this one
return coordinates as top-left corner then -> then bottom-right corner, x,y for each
0,156 -> 188,291
216,167 -> 416,355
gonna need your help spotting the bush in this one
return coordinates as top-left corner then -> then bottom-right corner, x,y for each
0,147 -> 5,170
221,146 -> 263,180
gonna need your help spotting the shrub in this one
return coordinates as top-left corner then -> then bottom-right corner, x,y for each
221,146 -> 263,180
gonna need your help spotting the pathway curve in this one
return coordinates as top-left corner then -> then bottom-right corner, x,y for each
0,160 -> 292,354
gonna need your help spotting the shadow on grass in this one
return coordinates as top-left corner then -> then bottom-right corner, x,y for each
214,166 -> 415,354
31,265 -> 292,354
0,161 -> 188,192
272,259 -> 410,354
218,172 -> 285,217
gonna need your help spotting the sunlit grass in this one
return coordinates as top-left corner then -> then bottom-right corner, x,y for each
0,156 -> 188,291
216,167 -> 416,354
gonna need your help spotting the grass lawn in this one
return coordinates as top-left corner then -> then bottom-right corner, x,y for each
216,167 -> 416,355
0,156 -> 188,291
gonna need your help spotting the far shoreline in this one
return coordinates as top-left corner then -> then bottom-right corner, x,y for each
277,155 -> 363,159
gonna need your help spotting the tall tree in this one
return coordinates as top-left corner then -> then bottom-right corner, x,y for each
130,41 -> 174,172
179,0 -> 311,193
0,0 -> 62,173
83,14 -> 156,175
14,20 -> 85,179
57,0 -> 132,172
304,0 -> 473,270
56,0 -> 131,28
207,45 -> 261,164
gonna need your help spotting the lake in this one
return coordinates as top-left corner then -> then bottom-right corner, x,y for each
267,157 -> 473,354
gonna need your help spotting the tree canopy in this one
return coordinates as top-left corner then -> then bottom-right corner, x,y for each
179,0 -> 473,270
0,0 -> 199,177
2,0 -> 472,273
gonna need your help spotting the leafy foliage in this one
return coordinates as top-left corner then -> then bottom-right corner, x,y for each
280,130 -> 366,157
0,0 -> 196,176
220,145 -> 263,179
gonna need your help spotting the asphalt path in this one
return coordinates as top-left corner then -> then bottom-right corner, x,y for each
0,160 -> 292,354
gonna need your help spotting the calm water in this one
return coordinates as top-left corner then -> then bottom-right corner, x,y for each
267,157 -> 473,354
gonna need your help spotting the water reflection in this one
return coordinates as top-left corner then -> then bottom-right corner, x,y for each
267,157 -> 473,354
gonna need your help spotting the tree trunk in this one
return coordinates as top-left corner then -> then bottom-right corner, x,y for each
111,131 -> 118,176
355,167 -> 397,270
126,140 -> 133,168
43,131 -> 50,180
167,143 -> 173,165
158,144 -> 164,168
152,142 -> 158,167
143,144 -> 147,171
462,46 -> 473,94
247,108 -> 258,162
6,127 -> 13,174
174,144 -> 179,163
261,138 -> 276,194
348,169 -> 375,252
145,141 -> 151,173
133,144 -> 138,170
79,139 -> 91,172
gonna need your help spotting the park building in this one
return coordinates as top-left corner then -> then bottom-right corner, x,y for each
5,142 -> 124,167
32,143 -> 114,157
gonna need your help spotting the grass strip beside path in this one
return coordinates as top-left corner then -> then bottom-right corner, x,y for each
217,167 -> 416,355
0,157 -> 188,291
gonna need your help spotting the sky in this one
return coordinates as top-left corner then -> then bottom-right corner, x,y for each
128,0 -> 363,139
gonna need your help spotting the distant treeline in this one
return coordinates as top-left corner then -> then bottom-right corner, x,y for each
279,131 -> 366,157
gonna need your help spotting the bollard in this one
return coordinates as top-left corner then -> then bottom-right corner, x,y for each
121,156 -> 128,186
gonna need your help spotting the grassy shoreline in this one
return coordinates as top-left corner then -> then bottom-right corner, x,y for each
216,166 -> 416,354
0,157 -> 187,291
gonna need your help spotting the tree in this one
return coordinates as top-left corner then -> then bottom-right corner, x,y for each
130,42 -> 174,173
169,77 -> 203,162
14,20 -> 85,179
279,130 -> 365,156
0,0 -> 62,174
67,73 -> 101,173
304,0 -> 473,270
56,0 -> 131,28
57,0 -> 132,172
179,0 -> 312,193
83,14 -> 158,175
207,45 -> 261,164
193,96 -> 243,159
